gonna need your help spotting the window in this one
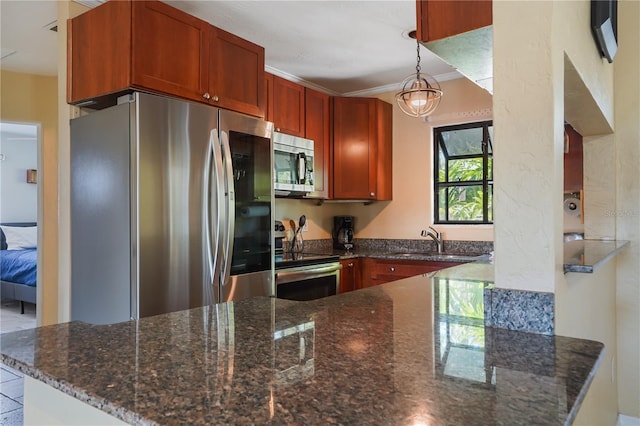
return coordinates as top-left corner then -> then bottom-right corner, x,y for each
433,121 -> 493,224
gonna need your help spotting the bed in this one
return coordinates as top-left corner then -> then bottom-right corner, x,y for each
0,222 -> 37,314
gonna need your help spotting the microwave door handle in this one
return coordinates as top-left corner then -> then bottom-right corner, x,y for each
297,153 -> 307,184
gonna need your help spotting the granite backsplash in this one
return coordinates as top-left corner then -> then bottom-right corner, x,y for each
285,238 -> 494,255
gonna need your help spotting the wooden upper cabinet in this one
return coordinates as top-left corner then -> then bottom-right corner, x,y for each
304,87 -> 332,199
333,97 -> 392,201
564,123 -> 583,192
67,0 -> 133,105
131,1 -> 210,103
272,76 -> 305,137
264,73 -> 274,123
209,27 -> 265,118
68,0 -> 265,117
416,0 -> 492,42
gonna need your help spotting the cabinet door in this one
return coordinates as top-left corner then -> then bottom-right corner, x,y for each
339,259 -> 359,293
131,1 -> 210,103
333,97 -> 377,199
416,0 -> 492,42
304,88 -> 332,199
68,0 -> 132,104
272,76 -> 305,137
264,72 -> 274,123
209,26 -> 265,118
374,100 -> 393,201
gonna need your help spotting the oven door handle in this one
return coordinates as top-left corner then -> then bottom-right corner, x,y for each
276,264 -> 341,285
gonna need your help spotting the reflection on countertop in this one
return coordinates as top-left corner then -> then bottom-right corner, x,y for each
1,274 -> 602,425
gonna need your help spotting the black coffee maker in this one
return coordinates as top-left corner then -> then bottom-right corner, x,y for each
333,216 -> 355,251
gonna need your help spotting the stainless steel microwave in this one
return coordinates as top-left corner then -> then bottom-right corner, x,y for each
273,132 -> 314,196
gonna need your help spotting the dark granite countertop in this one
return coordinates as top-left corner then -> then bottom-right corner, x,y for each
1,274 -> 603,425
306,248 -> 490,263
563,239 -> 630,273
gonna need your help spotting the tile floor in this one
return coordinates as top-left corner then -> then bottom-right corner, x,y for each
1,300 -> 36,426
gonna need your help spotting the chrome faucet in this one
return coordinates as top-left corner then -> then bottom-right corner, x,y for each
421,226 -> 444,253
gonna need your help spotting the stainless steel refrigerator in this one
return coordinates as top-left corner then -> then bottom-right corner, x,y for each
70,92 -> 274,325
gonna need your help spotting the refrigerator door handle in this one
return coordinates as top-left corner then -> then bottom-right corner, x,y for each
211,129 -> 226,303
207,129 -> 224,304
220,130 -> 235,288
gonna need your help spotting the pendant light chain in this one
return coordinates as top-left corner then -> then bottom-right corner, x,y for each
395,37 -> 444,118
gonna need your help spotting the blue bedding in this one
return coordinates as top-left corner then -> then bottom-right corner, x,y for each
0,248 -> 37,286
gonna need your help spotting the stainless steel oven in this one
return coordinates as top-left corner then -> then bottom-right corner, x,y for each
275,257 -> 341,301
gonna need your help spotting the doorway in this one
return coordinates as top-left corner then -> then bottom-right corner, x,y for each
0,121 -> 40,333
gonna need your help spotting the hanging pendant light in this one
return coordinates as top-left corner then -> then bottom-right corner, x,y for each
395,40 -> 443,118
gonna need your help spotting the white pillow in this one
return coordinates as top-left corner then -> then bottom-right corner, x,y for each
1,226 -> 37,250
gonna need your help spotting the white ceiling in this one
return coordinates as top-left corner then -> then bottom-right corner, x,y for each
0,0 -> 461,96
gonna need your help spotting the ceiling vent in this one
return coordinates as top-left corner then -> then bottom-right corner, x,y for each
43,20 -> 58,32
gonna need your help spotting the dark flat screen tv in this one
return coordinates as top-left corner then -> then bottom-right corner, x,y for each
591,0 -> 618,63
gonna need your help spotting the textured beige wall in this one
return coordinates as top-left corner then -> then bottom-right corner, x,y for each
557,0 -> 614,135
493,0 -> 616,292
584,134 -> 617,240
493,1 -> 562,292
493,0 -> 638,418
613,0 -> 640,416
0,70 -> 58,326
55,1 -> 86,324
556,260 -> 618,426
274,198 -> 350,240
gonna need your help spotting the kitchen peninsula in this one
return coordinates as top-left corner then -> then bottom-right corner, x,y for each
1,265 -> 603,425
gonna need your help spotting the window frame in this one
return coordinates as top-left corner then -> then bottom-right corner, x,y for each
433,120 -> 493,225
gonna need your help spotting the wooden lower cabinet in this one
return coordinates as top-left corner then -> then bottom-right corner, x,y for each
339,259 -> 360,294
362,258 -> 459,288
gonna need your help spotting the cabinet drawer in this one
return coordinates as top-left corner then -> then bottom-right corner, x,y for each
369,259 -> 459,283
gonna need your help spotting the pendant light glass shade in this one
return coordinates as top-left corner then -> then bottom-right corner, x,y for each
395,41 -> 443,118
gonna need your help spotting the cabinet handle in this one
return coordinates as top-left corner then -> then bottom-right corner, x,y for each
203,92 -> 211,100
276,127 -> 281,132
348,263 -> 353,268
212,95 -> 219,102
390,267 -> 395,272
370,192 -> 375,197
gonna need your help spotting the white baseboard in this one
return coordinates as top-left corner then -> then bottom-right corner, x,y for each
618,414 -> 640,426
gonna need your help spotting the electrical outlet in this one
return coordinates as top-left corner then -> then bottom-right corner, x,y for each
302,222 -> 309,232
